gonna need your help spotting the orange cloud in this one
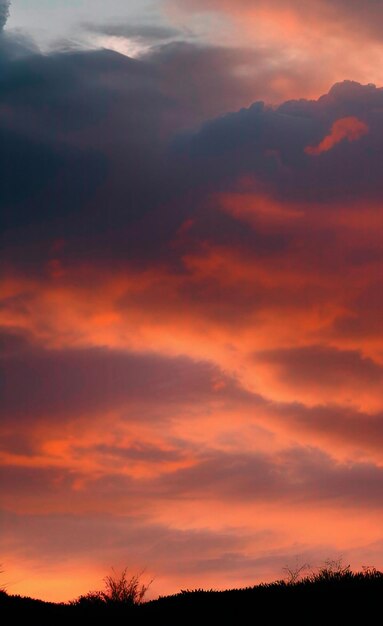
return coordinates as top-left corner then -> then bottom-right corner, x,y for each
4,210 -> 383,600
4,69 -> 383,601
305,117 -> 369,155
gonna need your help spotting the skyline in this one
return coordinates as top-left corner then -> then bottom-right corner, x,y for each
2,0 -> 383,602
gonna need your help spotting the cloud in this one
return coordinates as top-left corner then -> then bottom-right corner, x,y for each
168,0 -> 383,104
171,0 -> 383,43
41,443 -> 383,513
155,446 -> 383,508
0,0 -> 9,32
0,328 -> 255,425
0,508 -> 248,566
84,22 -> 182,43
90,442 -> 186,464
274,401 -> 383,457
1,38 -> 382,274
332,281 -> 383,340
0,39 -> 298,249
269,345 -> 382,387
305,117 -> 369,155
3,16 -> 383,599
179,81 -> 383,207
2,506 -> 291,600
254,345 -> 383,412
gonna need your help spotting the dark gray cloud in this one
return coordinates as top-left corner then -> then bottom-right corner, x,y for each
0,507 -> 265,583
4,443 -> 383,511
256,345 -> 383,388
275,400 -> 383,453
157,447 -> 383,508
142,41 -> 297,124
0,36 -> 290,274
84,22 -> 182,42
0,46 -> 167,240
2,19 -> 383,281
176,81 -> 382,206
332,282 -> 383,340
1,465 -> 78,498
0,327 -> 259,425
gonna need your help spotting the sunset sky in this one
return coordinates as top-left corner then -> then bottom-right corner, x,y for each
2,0 -> 383,603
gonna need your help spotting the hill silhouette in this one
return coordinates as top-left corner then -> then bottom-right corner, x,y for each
2,563 -> 382,624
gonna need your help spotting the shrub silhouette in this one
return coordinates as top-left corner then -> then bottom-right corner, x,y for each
272,557 -> 383,591
73,568 -> 151,607
282,559 -> 310,585
308,558 -> 352,583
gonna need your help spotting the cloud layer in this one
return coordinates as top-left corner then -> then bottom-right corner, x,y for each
2,3 -> 383,603
168,0 -> 383,102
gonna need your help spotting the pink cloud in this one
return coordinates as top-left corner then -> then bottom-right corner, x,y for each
305,117 -> 369,155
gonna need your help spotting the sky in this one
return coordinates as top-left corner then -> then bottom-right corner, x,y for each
2,0 -> 383,603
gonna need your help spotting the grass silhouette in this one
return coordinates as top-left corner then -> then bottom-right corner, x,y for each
1,561 -> 383,624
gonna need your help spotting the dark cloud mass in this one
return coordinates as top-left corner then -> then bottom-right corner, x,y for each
3,55 -> 383,274
178,80 -> 382,205
0,38 -> 283,269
